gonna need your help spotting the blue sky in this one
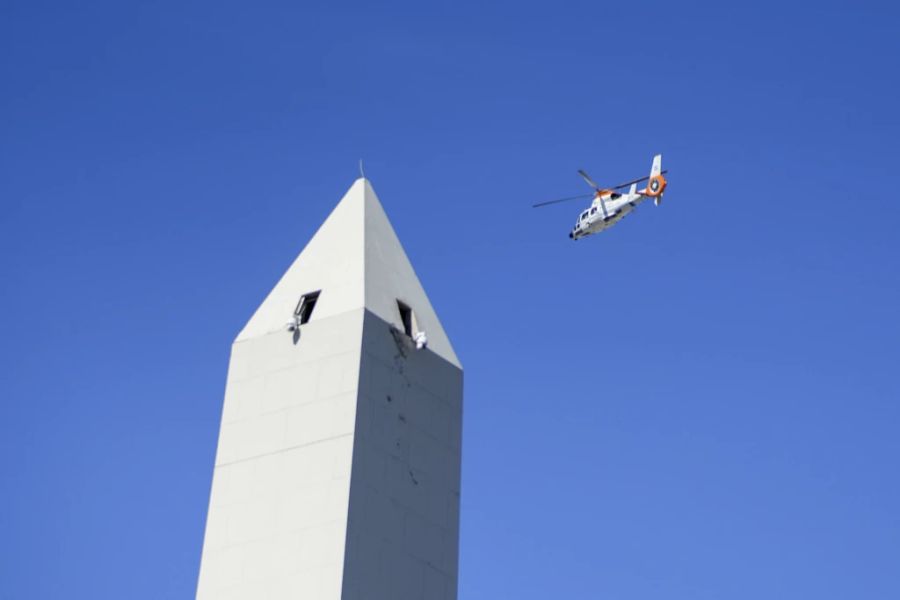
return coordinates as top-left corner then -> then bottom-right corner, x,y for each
2,0 -> 898,598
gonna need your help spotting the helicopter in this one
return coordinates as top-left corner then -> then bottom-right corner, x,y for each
533,154 -> 668,240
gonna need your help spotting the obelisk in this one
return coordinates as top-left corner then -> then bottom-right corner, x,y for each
196,178 -> 463,599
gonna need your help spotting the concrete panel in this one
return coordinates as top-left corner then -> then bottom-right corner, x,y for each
197,308 -> 363,600
340,311 -> 462,600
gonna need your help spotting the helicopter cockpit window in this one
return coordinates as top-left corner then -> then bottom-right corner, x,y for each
590,207 -> 597,215
580,211 -> 589,221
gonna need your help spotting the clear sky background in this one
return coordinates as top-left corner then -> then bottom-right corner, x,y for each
2,1 -> 898,598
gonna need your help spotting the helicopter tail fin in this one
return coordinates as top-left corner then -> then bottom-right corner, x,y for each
644,154 -> 666,205
650,154 -> 662,178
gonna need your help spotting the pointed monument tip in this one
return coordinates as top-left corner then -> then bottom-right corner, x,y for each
339,177 -> 369,199
237,173 -> 460,368
350,177 -> 375,201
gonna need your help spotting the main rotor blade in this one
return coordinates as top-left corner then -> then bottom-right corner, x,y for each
609,169 -> 668,191
532,193 -> 594,208
577,169 -> 601,190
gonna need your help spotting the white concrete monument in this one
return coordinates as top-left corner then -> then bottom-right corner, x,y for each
196,178 -> 463,599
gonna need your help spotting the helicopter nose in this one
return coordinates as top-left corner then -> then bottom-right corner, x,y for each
568,231 -> 573,239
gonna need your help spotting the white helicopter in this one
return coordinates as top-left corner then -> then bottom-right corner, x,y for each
533,154 -> 668,240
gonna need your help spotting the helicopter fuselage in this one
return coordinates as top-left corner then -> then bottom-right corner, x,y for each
569,191 -> 646,240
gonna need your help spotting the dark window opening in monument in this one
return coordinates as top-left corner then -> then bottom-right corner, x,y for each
295,291 -> 321,325
397,300 -> 413,337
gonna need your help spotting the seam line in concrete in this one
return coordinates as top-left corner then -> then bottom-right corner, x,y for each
215,432 -> 354,468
